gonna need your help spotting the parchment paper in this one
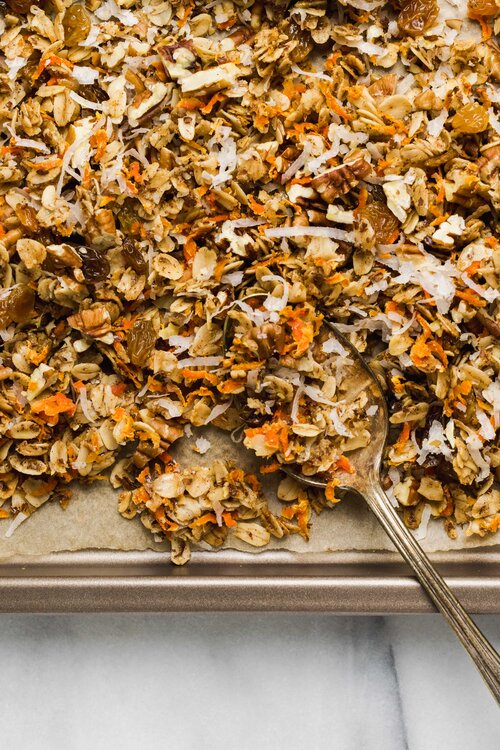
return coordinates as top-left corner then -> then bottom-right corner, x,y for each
0,0 -> 497,561
0,425 -> 498,559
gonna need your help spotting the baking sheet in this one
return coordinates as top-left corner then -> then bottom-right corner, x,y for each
0,0 -> 497,563
0,425 -> 498,559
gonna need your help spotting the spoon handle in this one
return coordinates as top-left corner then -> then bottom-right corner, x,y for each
364,478 -> 500,704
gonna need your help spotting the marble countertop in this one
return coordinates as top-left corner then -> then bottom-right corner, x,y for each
1,613 -> 498,749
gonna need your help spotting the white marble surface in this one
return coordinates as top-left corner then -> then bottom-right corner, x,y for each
1,614 -> 498,749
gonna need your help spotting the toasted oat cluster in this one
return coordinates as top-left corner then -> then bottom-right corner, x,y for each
0,0 -> 499,562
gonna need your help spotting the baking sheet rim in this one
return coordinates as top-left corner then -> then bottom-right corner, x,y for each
1,546 -> 499,614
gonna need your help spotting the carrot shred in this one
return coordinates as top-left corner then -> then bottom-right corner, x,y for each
190,512 -> 218,528
245,420 -> 289,454
394,423 -> 411,454
177,2 -> 194,27
259,461 -> 281,474
248,196 -> 266,215
31,393 -> 76,424
455,289 -> 486,308
222,511 -> 237,528
181,368 -> 219,385
334,455 -> 355,473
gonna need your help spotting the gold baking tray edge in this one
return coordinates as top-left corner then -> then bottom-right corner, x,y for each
1,547 -> 499,613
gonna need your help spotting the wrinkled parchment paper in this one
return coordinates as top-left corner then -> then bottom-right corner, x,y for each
0,425 -> 498,559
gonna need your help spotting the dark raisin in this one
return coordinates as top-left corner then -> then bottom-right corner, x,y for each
5,0 -> 32,13
121,237 -> 148,275
127,319 -> 156,366
78,84 -> 109,104
77,247 -> 110,283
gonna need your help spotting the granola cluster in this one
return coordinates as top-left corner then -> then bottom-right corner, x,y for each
0,0 -> 499,562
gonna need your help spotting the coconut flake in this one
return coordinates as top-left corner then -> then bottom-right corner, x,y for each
205,401 -> 231,424
482,381 -> 500,429
417,420 -> 452,464
488,107 -> 500,135
168,335 -> 194,354
262,274 -> 289,316
465,434 -> 491,482
72,66 -> 100,85
281,141 -> 312,183
69,91 -> 105,111
290,379 -> 305,423
307,147 -> 339,174
4,57 -> 27,80
274,367 -> 303,387
203,126 -> 237,187
57,117 -> 104,195
221,271 -> 244,286
79,386 -> 97,423
477,409 -> 495,441
265,226 -> 355,242
153,398 -> 183,419
194,437 -> 211,454
460,273 -> 499,304
322,338 -> 348,356
123,147 -> 151,169
328,406 -> 352,437
412,504 -> 432,541
176,356 -> 223,368
358,41 -> 386,56
386,466 -> 401,507
379,253 -> 457,315
95,0 -> 138,26
303,385 -> 336,408
79,25 -> 101,47
10,137 -> 49,153
291,64 -> 331,82
427,109 -> 449,137
5,512 -> 29,538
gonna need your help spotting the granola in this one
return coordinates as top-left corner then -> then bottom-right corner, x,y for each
0,0 -> 499,563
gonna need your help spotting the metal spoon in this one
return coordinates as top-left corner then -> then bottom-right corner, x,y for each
282,321 -> 500,703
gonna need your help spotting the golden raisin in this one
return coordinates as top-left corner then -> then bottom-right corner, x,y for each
398,0 -> 439,37
15,204 -> 39,233
452,102 -> 489,133
468,0 -> 500,16
127,320 -> 156,366
0,284 -> 35,328
360,201 -> 400,244
63,5 -> 91,47
288,20 -> 313,63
